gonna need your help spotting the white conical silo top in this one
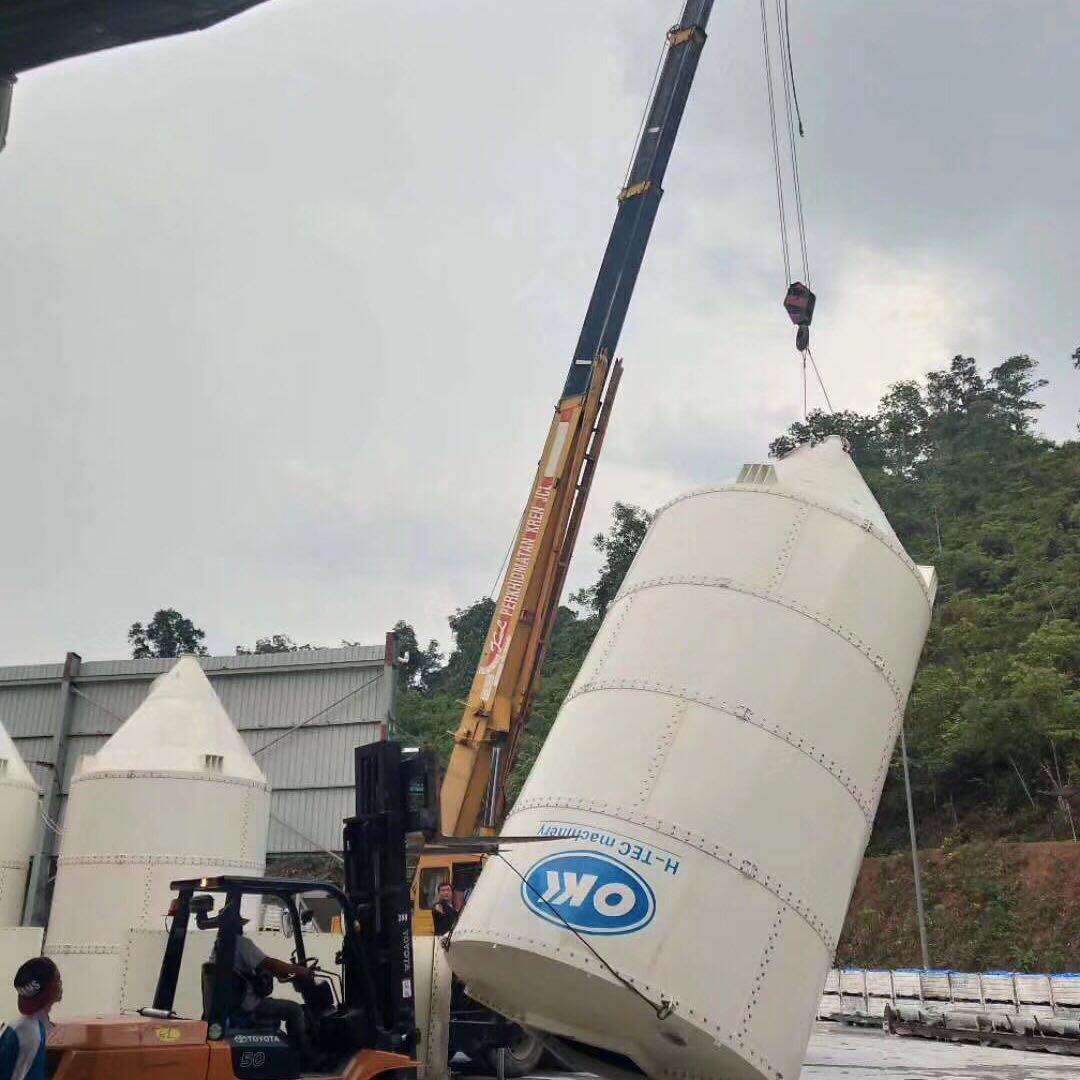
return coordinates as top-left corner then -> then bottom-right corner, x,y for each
0,716 -> 38,791
76,656 -> 266,783
773,435 -> 894,537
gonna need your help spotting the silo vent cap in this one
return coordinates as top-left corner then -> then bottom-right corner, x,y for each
737,463 -> 777,485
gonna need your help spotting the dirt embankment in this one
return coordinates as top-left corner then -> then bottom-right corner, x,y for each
838,840 -> 1080,971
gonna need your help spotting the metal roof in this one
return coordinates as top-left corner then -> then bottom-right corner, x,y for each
0,0 -> 275,75
0,644 -> 395,854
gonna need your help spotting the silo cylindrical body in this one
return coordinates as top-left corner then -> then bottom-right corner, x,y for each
46,657 -> 270,1017
450,438 -> 936,1080
0,720 -> 40,926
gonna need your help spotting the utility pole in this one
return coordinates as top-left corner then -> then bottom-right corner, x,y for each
899,722 -> 931,969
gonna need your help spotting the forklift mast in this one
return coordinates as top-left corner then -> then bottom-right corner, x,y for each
344,742 -> 439,1053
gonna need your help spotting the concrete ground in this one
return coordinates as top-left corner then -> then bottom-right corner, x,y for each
477,1022 -> 1078,1080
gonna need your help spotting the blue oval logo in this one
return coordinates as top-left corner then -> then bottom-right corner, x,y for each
520,850 -> 656,935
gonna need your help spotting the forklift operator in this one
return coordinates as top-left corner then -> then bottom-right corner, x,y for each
209,914 -> 316,1065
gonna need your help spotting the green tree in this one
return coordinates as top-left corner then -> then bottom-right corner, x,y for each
769,409 -> 888,470
440,598 -> 496,698
772,355 -> 1077,849
390,620 -> 443,691
129,608 -> 208,659
236,634 -> 319,655
571,502 -> 652,618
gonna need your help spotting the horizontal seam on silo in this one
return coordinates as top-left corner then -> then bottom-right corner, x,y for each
565,679 -> 874,822
0,779 -> 40,793
57,854 -> 264,868
604,576 -> 905,707
70,770 -> 270,791
510,797 -> 837,953
649,484 -> 933,608
0,859 -> 25,871
46,944 -> 124,955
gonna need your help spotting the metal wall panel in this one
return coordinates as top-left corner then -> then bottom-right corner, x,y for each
0,683 -> 57,737
0,646 -> 393,854
69,680 -> 145,735
249,721 -> 382,791
267,789 -> 354,853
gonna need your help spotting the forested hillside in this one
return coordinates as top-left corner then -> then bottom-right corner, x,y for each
395,354 -> 1080,852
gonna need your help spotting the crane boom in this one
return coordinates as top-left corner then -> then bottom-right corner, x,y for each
438,0 -> 714,840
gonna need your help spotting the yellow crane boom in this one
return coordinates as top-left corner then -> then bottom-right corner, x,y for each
439,355 -> 621,837
420,1 -> 712,875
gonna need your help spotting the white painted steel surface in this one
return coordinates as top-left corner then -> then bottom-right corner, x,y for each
414,935 -> 452,1080
0,720 -> 39,926
451,439 -> 936,1080
45,657 -> 270,1018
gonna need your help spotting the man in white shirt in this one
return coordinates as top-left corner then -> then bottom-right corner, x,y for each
210,920 -> 316,1064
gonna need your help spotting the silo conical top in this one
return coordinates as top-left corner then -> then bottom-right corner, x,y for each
767,435 -> 895,537
0,716 -> 38,791
77,656 -> 266,783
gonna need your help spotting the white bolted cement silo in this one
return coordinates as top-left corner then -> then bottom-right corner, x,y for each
450,437 -> 936,1080
0,719 -> 40,926
46,656 -> 270,1017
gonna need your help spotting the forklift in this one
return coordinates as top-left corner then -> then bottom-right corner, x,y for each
45,742 -> 439,1079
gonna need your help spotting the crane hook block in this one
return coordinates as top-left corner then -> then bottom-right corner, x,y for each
783,281 -> 816,327
784,281 -> 815,353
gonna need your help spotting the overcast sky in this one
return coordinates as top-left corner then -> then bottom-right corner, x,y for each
2,0 -> 1077,666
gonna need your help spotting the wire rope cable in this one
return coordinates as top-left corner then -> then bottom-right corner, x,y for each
782,0 -> 806,137
775,0 -> 809,284
759,0 -> 791,285
253,671 -> 384,759
806,346 -> 835,413
622,26 -> 669,191
492,851 -> 673,1019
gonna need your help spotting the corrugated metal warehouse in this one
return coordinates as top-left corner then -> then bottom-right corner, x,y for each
0,643 -> 395,863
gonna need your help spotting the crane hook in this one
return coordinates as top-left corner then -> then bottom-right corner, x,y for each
783,281 -> 816,352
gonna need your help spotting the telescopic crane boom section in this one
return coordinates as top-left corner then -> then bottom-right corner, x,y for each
437,0 -> 714,840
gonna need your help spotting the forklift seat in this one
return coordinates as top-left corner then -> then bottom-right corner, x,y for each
200,962 -> 275,1031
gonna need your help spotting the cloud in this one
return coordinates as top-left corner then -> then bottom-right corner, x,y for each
0,0 -> 1076,664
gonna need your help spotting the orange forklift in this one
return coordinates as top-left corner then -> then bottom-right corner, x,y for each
45,743 -> 439,1080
